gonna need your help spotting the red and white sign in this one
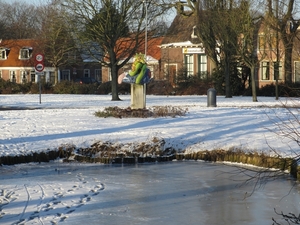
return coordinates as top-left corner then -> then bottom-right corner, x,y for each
35,63 -> 44,72
35,53 -> 44,72
35,53 -> 44,62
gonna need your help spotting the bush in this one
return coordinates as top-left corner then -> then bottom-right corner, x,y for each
0,79 -> 55,94
246,83 -> 300,97
96,81 -> 130,95
94,106 -> 188,118
53,81 -> 99,94
174,69 -> 214,95
146,80 -> 174,95
0,78 -> 32,94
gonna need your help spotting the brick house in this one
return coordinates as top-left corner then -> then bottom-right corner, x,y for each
164,14 -> 300,89
160,14 -> 216,87
0,39 -> 56,84
59,43 -> 102,83
253,21 -> 300,88
0,39 -> 102,84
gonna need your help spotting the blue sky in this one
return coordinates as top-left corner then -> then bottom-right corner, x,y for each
3,0 -> 44,5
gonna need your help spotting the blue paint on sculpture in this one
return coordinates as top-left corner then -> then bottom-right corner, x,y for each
118,53 -> 151,85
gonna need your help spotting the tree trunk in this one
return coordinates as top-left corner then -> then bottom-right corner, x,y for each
224,53 -> 232,98
250,65 -> 257,102
54,67 -> 58,84
110,63 -> 120,101
284,42 -> 293,84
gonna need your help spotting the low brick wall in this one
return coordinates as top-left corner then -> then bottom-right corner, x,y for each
0,149 -> 298,180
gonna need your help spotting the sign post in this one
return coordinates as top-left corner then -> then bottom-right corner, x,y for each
35,53 -> 44,104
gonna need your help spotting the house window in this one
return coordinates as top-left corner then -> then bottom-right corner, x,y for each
61,70 -> 70,80
95,69 -> 101,82
258,34 -> 276,51
31,70 -> 36,82
191,26 -> 198,39
49,72 -> 55,84
0,48 -> 5,59
19,47 -> 32,59
261,62 -> 270,80
84,69 -> 90,77
0,48 -> 9,60
20,71 -> 27,83
10,71 -> 16,83
198,54 -> 207,72
295,61 -> 300,83
273,62 -> 283,80
184,54 -> 194,76
258,36 -> 265,50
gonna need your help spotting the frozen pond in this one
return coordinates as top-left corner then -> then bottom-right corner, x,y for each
0,161 -> 299,225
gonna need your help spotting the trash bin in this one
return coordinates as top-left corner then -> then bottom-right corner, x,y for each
207,88 -> 216,107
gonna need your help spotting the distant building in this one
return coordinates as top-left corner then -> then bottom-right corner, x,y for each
59,42 -> 102,83
0,39 -> 102,84
101,36 -> 163,83
0,39 -> 56,83
160,14 -> 216,87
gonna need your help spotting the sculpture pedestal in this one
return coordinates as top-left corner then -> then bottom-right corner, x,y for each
131,84 -> 146,109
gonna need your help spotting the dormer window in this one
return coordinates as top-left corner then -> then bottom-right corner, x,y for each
191,26 -> 198,39
19,47 -> 33,59
0,47 -> 10,60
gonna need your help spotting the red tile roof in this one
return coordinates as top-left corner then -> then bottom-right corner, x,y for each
115,36 -> 163,61
0,39 -> 40,67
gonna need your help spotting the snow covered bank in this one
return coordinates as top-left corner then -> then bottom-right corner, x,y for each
0,94 -> 299,159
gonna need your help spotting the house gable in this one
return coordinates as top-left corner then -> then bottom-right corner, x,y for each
160,13 -> 214,86
162,13 -> 198,45
0,39 -> 38,67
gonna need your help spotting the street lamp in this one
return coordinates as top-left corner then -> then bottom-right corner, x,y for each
143,0 -> 148,105
143,0 -> 147,61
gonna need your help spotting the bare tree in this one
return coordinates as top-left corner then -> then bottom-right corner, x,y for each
265,0 -> 300,84
62,0 -> 165,101
0,1 -> 39,39
163,0 -> 258,98
36,1 -> 77,84
272,209 -> 300,225
235,1 -> 264,102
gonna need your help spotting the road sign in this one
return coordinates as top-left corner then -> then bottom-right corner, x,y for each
35,72 -> 44,76
35,53 -> 44,62
35,63 -> 44,72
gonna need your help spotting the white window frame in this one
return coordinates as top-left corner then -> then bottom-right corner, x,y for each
49,71 -> 55,84
198,54 -> 207,73
10,71 -> 16,83
261,61 -> 270,80
184,54 -> 194,76
0,48 -> 8,60
20,70 -> 27,83
30,70 -> 36,82
19,47 -> 32,60
295,61 -> 300,83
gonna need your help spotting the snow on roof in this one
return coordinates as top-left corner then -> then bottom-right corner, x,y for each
160,41 -> 202,48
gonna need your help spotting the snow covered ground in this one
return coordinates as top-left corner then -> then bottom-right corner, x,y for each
1,94 -> 300,225
0,94 -> 299,158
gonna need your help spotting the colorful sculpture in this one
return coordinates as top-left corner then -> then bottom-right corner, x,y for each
118,53 -> 151,85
